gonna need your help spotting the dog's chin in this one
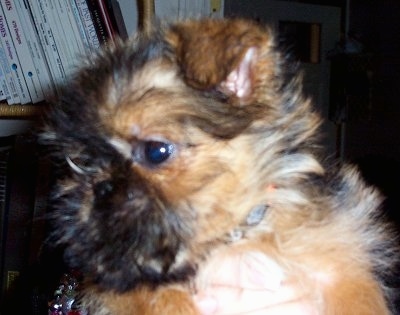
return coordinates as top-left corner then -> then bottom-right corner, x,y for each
62,227 -> 198,292
70,251 -> 197,293
63,226 -> 198,292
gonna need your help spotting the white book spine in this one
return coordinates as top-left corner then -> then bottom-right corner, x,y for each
0,3 -> 30,104
75,0 -> 100,50
0,59 -> 8,101
41,0 -> 72,77
0,55 -> 11,102
26,0 -> 61,93
2,0 -> 45,103
42,0 -> 73,78
61,0 -> 86,55
16,0 -> 55,99
0,23 -> 18,104
0,31 -> 9,102
28,0 -> 65,90
69,0 -> 90,49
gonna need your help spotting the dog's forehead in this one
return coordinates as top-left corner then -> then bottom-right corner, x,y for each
128,59 -> 184,95
100,58 -> 194,140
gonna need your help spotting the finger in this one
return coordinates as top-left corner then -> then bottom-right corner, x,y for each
240,251 -> 284,290
194,295 -> 218,315
200,251 -> 284,291
195,294 -> 315,315
253,300 -> 317,315
194,281 -> 311,315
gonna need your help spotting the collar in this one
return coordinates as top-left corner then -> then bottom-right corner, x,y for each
228,184 -> 275,242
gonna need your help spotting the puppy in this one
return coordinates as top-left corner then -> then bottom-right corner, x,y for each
41,19 -> 397,314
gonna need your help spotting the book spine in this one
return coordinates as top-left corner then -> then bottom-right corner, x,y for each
86,0 -> 110,48
0,4 -> 30,104
0,0 -> 43,103
74,0 -> 100,50
0,44 -> 11,103
0,23 -> 8,103
60,0 -> 86,55
0,28 -> 18,104
97,0 -> 116,39
1,135 -> 37,310
28,156 -> 50,265
0,139 -> 12,303
0,57 -> 11,102
41,0 -> 72,77
69,0 -> 90,49
108,0 -> 128,40
17,0 -> 55,99
27,0 -> 65,91
11,0 -> 50,103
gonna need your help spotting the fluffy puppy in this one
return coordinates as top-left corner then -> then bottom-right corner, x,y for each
41,19 -> 397,314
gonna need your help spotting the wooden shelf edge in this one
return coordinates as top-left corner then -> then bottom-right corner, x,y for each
0,104 -> 46,118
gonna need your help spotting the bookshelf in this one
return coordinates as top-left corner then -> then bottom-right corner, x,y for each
0,0 -> 133,119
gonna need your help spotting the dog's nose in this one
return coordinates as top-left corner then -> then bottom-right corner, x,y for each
94,180 -> 114,198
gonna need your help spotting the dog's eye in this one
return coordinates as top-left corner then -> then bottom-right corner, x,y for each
143,141 -> 174,165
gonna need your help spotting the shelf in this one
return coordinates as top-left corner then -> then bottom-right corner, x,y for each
0,103 -> 43,136
0,104 -> 43,118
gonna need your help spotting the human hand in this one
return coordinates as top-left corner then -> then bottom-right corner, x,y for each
193,251 -> 316,315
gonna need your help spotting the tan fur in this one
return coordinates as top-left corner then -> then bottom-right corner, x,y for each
46,19 -> 396,314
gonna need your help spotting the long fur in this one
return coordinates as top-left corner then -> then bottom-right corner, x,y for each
41,19 -> 397,314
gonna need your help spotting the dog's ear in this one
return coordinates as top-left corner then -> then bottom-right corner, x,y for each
166,19 -> 277,105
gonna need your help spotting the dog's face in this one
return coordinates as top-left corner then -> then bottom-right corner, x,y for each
42,19 -> 322,292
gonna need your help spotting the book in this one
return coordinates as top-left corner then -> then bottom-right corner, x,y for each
16,0 -> 55,99
97,0 -> 117,39
0,0 -> 44,103
74,0 -> 100,50
0,50 -> 10,102
0,38 -> 19,104
41,0 -> 72,78
69,0 -> 90,49
59,0 -> 87,55
0,137 -> 12,308
107,0 -> 128,40
0,135 -> 39,314
45,0 -> 87,77
27,0 -> 65,93
0,3 -> 30,104
86,0 -> 112,48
